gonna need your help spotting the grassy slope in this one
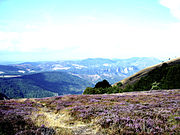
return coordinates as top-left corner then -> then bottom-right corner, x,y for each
0,89 -> 179,135
114,57 -> 180,88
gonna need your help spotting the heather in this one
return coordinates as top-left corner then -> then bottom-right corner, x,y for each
0,90 -> 179,135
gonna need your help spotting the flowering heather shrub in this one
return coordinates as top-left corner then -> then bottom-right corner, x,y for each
0,90 -> 179,135
68,90 -> 180,134
0,99 -> 55,135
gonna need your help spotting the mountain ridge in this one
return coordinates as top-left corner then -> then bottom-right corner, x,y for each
114,57 -> 180,89
0,57 -> 161,84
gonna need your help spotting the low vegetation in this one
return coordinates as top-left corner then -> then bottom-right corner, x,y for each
83,79 -> 135,94
0,90 -> 179,134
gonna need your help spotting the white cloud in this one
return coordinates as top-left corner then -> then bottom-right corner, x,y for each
156,0 -> 180,58
0,31 -> 20,51
160,0 -> 180,20
0,31 -> 19,40
0,22 -> 180,59
0,0 -> 180,61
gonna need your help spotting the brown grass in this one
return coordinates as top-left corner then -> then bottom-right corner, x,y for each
113,57 -> 180,87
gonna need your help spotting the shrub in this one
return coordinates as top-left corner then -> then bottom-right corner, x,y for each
83,87 -> 95,94
116,82 -> 123,87
151,82 -> 160,90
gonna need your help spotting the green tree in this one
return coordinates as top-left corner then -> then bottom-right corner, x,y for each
95,80 -> 111,89
83,87 -> 95,94
117,82 -> 123,87
151,81 -> 160,90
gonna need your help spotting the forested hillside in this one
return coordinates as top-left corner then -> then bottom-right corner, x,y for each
132,63 -> 180,91
0,71 -> 93,98
0,65 -> 25,75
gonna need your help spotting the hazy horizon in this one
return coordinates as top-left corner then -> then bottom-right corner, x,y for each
0,0 -> 180,62
0,56 -> 174,66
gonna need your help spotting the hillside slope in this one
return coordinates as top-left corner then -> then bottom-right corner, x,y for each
114,57 -> 180,90
0,65 -> 26,75
0,90 -> 179,135
0,71 -> 93,98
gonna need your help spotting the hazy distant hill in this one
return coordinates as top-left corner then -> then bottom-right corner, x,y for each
114,57 -> 180,91
2,57 -> 161,84
0,71 -> 93,98
0,65 -> 26,75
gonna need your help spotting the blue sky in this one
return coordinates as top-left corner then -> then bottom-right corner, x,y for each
0,0 -> 180,62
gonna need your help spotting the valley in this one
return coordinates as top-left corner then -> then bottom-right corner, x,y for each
0,71 -> 93,98
0,57 -> 161,84
0,57 -> 161,98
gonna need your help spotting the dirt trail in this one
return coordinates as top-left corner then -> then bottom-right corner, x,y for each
30,102 -> 98,135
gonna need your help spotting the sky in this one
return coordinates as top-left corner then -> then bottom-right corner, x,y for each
0,0 -> 180,62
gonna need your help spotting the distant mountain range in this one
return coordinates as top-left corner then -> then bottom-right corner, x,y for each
0,57 -> 161,84
0,57 -> 162,98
